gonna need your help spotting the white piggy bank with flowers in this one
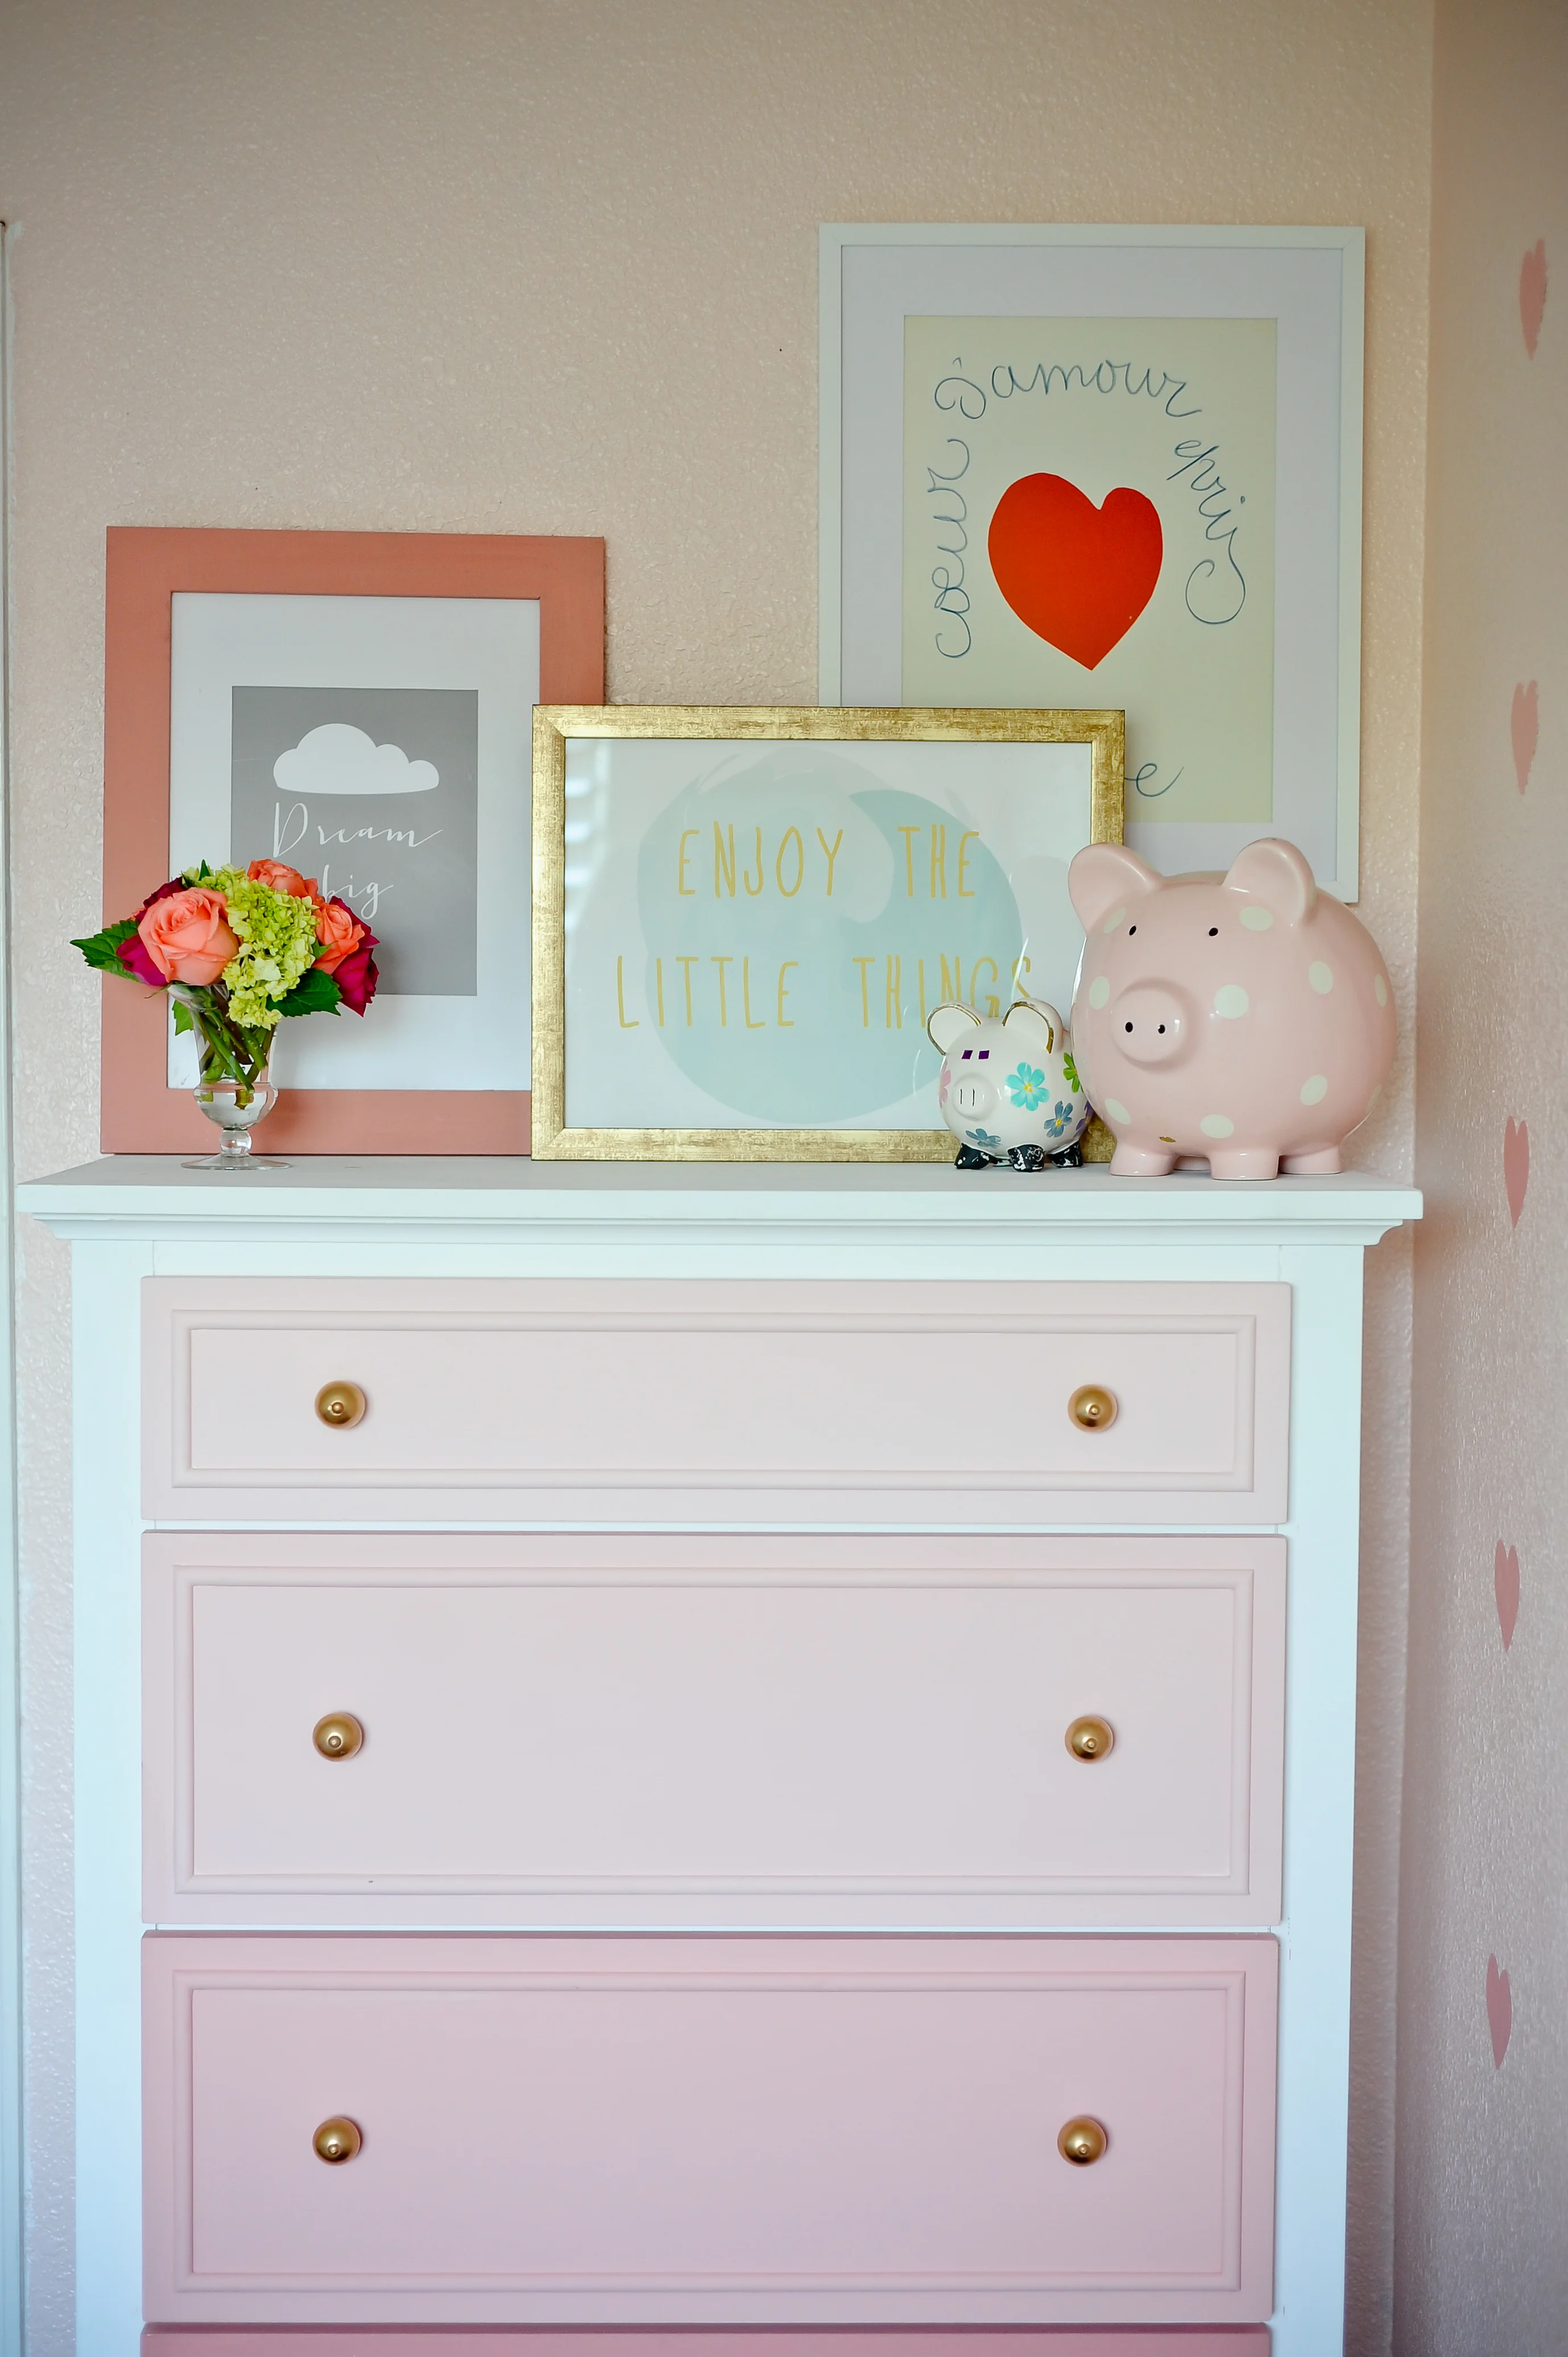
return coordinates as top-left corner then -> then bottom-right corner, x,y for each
928,996 -> 1091,1169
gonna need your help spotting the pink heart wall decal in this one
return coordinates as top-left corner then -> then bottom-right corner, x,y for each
1505,1117 -> 1530,1227
1520,239 -> 1547,357
1495,1541 -> 1520,1648
1487,1954 -> 1512,2067
1512,681 -> 1539,793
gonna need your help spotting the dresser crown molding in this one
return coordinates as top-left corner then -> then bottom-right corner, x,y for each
18,1156 -> 1422,1252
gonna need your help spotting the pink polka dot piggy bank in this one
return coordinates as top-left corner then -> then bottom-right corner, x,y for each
928,996 -> 1091,1170
1068,838 -> 1395,1180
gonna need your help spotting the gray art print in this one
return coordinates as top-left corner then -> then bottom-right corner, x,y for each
230,685 -> 479,995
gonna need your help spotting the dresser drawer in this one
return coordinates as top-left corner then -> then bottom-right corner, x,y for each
144,1933 -> 1278,2325
143,1278 -> 1290,1524
144,1532 -> 1284,1928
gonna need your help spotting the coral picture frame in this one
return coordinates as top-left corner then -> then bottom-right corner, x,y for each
99,527 -> 604,1153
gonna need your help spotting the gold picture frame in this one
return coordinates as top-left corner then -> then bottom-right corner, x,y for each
531,704 -> 1124,1161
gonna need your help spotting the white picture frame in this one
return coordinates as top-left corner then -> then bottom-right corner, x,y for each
820,224 -> 1364,896
168,592 -> 540,1091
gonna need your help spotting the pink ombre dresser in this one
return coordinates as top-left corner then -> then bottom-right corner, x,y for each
17,1160 -> 1420,2357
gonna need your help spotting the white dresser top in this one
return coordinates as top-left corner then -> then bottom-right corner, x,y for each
19,1156 -> 1421,1250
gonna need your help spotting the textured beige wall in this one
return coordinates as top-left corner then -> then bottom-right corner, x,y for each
1399,3 -> 1568,2349
0,2 -> 1430,2347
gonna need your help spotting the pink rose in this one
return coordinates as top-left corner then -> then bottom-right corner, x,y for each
312,894 -> 366,975
117,931 -> 168,986
247,859 -> 316,897
134,876 -> 189,918
332,919 -> 380,1016
136,887 -> 239,986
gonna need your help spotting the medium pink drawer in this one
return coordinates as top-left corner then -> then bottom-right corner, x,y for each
144,1933 -> 1278,2326
144,1532 -> 1286,1929
143,2331 -> 1272,2354
142,1277 -> 1290,1524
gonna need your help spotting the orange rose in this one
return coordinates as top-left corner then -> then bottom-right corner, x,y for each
312,894 -> 366,975
136,887 -> 239,986
247,859 -> 317,897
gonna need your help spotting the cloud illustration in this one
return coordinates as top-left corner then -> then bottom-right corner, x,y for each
273,723 -> 439,797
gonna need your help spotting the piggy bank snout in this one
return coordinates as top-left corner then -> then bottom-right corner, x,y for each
1108,981 -> 1193,1066
949,1072 -> 996,1117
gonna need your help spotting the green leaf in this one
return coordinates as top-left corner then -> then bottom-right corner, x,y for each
275,967 -> 342,1018
71,920 -> 143,978
171,999 -> 193,1036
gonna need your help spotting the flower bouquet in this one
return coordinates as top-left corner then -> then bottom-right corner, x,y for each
73,860 -> 379,1168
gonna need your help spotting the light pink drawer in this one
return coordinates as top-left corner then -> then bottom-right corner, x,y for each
144,1532 -> 1285,1929
144,1933 -> 1278,2325
143,2330 -> 1273,2355
142,1278 -> 1290,1524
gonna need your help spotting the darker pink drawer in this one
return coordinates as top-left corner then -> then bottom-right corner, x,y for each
143,1277 -> 1290,1524
144,1531 -> 1286,1929
144,2332 -> 1272,2355
144,1933 -> 1278,2326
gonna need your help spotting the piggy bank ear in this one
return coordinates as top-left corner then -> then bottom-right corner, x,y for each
928,1001 -> 981,1055
1069,842 -> 1163,932
1004,998 -> 1062,1056
1223,837 -> 1317,925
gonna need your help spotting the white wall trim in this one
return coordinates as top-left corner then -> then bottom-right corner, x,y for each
0,216 -> 26,2357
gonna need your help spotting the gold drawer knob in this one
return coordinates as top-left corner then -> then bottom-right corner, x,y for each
1065,1715 -> 1115,1762
313,2115 -> 362,2164
1057,2115 -> 1108,2165
1068,1384 -> 1118,1432
315,1380 -> 366,1429
313,1713 -> 365,1760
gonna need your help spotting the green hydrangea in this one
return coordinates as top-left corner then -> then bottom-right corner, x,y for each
203,866 -> 320,1029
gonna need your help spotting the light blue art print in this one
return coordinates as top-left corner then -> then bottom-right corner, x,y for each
636,759 -> 1017,1123
561,734 -> 1095,1133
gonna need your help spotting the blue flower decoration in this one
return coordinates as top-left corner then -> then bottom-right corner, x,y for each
965,1127 -> 1002,1149
1044,1100 -> 1076,1139
1006,1062 -> 1046,1109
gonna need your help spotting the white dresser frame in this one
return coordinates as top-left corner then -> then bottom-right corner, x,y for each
18,1160 -> 1420,2357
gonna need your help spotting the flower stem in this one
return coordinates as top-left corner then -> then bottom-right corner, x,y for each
173,985 -> 274,1105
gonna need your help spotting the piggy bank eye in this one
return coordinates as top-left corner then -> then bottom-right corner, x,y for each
1128,925 -> 1137,936
960,1049 -> 972,1060
1208,927 -> 1218,936
978,1049 -> 990,1060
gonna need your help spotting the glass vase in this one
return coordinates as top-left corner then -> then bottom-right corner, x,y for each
184,1044 -> 288,1171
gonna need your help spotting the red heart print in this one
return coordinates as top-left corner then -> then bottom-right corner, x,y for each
988,473 -> 1163,670
1505,1117 -> 1530,1227
1495,1541 -> 1520,1649
1520,239 -> 1547,357
1487,1954 -> 1512,2067
1512,681 -> 1538,793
